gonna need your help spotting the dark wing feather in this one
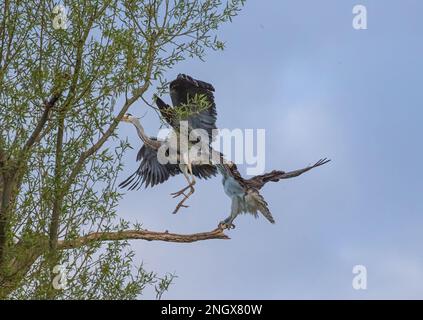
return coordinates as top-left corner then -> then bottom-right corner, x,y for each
222,163 -> 249,191
245,170 -> 286,190
119,136 -> 220,190
155,96 -> 175,125
169,74 -> 217,140
273,158 -> 330,180
119,139 -> 181,190
191,164 -> 217,180
245,158 -> 331,190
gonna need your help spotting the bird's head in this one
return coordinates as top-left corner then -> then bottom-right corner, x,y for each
121,113 -> 135,123
226,161 -> 237,170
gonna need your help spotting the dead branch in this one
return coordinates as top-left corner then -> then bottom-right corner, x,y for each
57,226 -> 230,250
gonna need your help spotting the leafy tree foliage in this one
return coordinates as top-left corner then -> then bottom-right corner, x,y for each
0,0 -> 245,299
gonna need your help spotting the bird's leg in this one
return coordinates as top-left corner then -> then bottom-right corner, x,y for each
170,184 -> 190,198
170,164 -> 191,198
219,216 -> 236,230
172,162 -> 196,214
219,200 -> 238,229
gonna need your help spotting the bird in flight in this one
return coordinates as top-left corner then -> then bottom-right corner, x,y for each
155,73 -> 217,142
152,73 -> 218,212
119,73 -> 331,223
218,158 -> 331,229
118,113 -> 217,213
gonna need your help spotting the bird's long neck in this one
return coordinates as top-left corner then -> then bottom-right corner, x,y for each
131,118 -> 160,150
132,118 -> 148,142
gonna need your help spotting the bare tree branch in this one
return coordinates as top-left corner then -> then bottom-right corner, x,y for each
0,136 -> 6,168
20,93 -> 62,155
0,225 -> 229,297
0,88 -> 65,266
63,39 -> 157,193
57,227 -> 230,249
49,115 -> 65,251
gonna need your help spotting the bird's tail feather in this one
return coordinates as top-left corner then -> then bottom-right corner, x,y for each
257,194 -> 275,224
246,190 -> 276,224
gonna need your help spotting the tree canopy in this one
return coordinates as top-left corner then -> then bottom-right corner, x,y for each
0,0 -> 245,299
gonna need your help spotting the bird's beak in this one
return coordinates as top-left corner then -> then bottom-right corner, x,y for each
121,115 -> 130,122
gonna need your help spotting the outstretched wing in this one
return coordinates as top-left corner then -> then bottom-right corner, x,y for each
169,74 -> 217,140
246,158 -> 331,189
275,158 -> 330,180
119,141 -> 181,190
119,138 -> 219,190
244,170 -> 286,190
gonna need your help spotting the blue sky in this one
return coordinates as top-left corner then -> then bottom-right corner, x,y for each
117,0 -> 423,299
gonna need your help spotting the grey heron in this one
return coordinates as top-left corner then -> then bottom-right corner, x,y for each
119,114 -> 217,213
154,74 -> 218,213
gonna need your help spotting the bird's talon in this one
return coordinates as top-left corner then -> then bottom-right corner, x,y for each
219,222 -> 235,230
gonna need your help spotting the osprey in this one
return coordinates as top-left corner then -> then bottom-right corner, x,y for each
218,159 -> 330,229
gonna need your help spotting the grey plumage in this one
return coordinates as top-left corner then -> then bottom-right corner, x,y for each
119,73 -> 331,221
118,139 -> 180,189
152,73 -> 219,213
118,116 -> 217,191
